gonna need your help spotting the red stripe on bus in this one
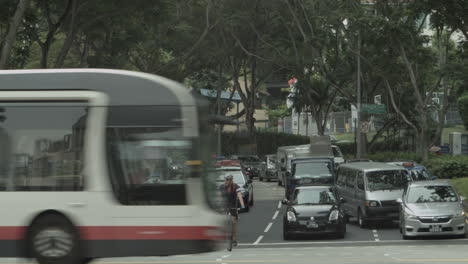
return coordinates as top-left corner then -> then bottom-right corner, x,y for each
0,227 -> 26,240
79,226 -> 223,240
0,226 -> 223,241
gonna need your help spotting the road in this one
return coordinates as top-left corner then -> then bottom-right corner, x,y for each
2,179 -> 468,264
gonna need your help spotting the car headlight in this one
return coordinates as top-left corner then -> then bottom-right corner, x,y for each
329,210 -> 339,221
404,208 -> 417,219
454,211 -> 465,218
287,211 -> 297,222
365,201 -> 379,207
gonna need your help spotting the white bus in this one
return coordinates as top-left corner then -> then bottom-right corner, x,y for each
0,69 -> 224,264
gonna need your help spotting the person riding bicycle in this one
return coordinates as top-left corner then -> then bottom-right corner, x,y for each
219,174 -> 245,246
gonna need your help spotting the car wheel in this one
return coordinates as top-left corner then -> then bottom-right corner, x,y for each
278,180 -> 282,186
343,212 -> 350,223
249,193 -> 254,206
357,209 -> 367,228
28,214 -> 82,264
259,177 -> 263,181
283,226 -> 291,240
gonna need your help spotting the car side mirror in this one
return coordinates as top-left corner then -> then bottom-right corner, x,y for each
396,198 -> 403,204
281,199 -> 289,205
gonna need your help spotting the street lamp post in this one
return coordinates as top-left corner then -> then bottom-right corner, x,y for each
356,32 -> 362,159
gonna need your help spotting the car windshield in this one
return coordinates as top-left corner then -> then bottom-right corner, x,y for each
294,189 -> 336,205
366,170 -> 408,191
407,186 -> 458,203
409,168 -> 432,181
210,170 -> 245,185
293,162 -> 333,179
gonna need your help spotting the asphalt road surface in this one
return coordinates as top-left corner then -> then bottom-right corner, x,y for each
2,179 -> 468,264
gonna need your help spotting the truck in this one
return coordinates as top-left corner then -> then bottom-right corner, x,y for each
281,136 -> 336,200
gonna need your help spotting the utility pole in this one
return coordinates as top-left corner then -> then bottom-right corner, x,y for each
356,32 -> 362,159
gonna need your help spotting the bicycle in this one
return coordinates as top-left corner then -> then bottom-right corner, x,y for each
226,207 -> 235,252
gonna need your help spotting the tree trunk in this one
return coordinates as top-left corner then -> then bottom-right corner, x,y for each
0,0 -> 31,69
55,0 -> 79,68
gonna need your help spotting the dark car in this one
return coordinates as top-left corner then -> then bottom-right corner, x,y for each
236,155 -> 262,179
210,167 -> 254,212
282,186 -> 346,240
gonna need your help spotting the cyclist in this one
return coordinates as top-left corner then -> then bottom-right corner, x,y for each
219,174 -> 245,246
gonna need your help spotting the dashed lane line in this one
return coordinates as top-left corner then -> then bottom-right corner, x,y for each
253,235 -> 264,245
264,222 -> 273,233
272,211 -> 279,220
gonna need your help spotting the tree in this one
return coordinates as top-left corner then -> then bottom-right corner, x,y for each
0,0 -> 31,69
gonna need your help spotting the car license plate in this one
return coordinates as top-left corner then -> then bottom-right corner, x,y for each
306,222 -> 318,228
430,225 -> 442,232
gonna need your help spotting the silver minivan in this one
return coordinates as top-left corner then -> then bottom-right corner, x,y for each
335,162 -> 410,228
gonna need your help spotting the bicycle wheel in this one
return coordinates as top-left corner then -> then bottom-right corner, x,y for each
227,216 -> 233,251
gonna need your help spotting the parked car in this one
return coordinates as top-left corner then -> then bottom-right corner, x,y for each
236,155 -> 262,179
387,161 -> 436,181
332,145 -> 345,168
398,180 -> 466,239
260,154 -> 277,182
335,162 -> 411,228
210,166 -> 254,212
282,186 -> 346,240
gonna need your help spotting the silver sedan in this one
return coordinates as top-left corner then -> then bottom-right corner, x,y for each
398,180 -> 466,239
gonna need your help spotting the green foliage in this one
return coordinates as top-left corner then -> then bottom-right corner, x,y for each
422,155 -> 468,179
451,177 -> 468,200
367,152 -> 425,163
264,105 -> 290,127
458,95 -> 468,130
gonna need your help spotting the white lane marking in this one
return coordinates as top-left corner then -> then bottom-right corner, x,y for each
222,255 -> 230,258
216,259 -> 222,261
253,235 -> 264,245
264,222 -> 273,233
278,201 -> 282,209
239,238 -> 468,246
272,211 -> 279,220
372,229 -> 379,241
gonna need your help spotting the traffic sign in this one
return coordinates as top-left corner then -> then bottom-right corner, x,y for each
362,104 -> 386,114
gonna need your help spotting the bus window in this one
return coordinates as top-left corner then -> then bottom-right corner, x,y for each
0,102 -> 86,191
106,106 -> 193,205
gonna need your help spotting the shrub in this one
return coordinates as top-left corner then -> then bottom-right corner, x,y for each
367,152 -> 423,162
422,155 -> 468,179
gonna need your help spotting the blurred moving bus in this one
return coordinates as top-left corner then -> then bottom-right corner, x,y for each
0,69 -> 224,264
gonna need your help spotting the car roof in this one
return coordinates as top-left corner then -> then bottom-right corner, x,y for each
339,162 -> 403,171
408,179 -> 452,187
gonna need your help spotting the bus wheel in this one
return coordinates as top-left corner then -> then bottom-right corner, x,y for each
28,214 -> 82,264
